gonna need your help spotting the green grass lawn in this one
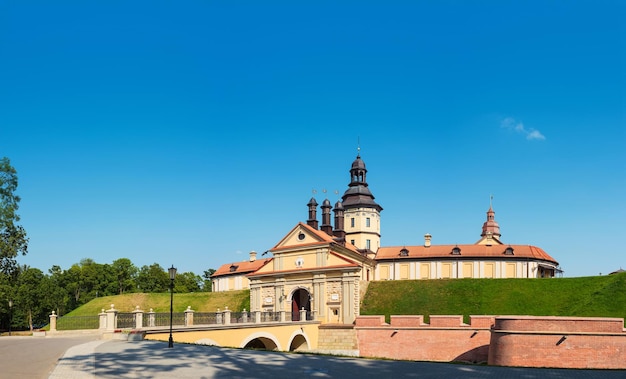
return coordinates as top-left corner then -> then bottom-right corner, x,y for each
64,273 -> 626,325
64,290 -> 250,317
361,272 -> 626,323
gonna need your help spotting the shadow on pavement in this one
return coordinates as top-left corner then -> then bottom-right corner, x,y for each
59,340 -> 626,379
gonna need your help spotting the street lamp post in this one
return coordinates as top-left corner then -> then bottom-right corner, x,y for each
8,300 -> 13,336
168,265 -> 177,348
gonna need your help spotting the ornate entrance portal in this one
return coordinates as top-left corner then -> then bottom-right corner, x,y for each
291,288 -> 311,321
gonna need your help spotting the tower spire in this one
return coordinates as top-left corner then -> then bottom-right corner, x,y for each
481,196 -> 501,241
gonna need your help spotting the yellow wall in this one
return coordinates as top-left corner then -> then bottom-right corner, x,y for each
400,264 -> 409,280
484,262 -> 495,278
506,263 -> 516,278
379,265 -> 390,280
462,262 -> 473,278
441,263 -> 452,278
145,323 -> 319,352
420,263 -> 430,279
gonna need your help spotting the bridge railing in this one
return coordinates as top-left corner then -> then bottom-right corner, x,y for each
261,311 -> 280,323
49,305 -> 316,332
194,312 -> 218,325
55,315 -> 100,330
117,313 -> 136,328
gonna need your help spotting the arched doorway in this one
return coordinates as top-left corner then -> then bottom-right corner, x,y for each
291,288 -> 311,321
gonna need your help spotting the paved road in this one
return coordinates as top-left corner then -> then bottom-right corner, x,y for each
48,339 -> 626,379
0,335 -> 99,379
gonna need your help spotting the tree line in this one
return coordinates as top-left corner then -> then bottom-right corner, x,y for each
0,156 -> 217,332
0,258 -> 215,331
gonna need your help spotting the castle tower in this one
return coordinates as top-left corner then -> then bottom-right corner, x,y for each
477,196 -> 502,245
341,151 -> 382,252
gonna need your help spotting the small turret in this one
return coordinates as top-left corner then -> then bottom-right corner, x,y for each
307,197 -> 319,229
320,199 -> 333,236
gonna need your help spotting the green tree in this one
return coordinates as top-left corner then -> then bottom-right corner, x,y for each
111,258 -> 137,294
46,265 -> 70,315
0,157 -> 28,275
136,263 -> 169,292
64,259 -> 116,308
174,271 -> 203,292
15,266 -> 48,330
202,269 -> 216,292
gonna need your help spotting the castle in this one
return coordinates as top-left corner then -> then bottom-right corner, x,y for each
212,153 -> 561,324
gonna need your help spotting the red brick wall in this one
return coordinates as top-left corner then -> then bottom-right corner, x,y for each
355,315 -> 626,369
355,315 -> 494,363
488,316 -> 626,369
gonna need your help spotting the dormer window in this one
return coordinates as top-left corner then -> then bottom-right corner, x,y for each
229,264 -> 238,272
400,248 -> 409,257
451,246 -> 461,255
504,246 -> 514,255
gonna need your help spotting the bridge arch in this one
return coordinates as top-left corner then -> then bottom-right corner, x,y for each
287,330 -> 310,351
240,332 -> 282,351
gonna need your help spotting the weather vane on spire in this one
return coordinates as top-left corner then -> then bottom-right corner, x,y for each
357,137 -> 361,157
490,194 -> 494,208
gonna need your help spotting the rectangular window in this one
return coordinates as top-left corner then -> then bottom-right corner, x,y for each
366,239 -> 371,249
350,239 -> 355,245
380,265 -> 390,280
506,263 -> 516,278
463,262 -> 473,278
441,263 -> 452,278
484,262 -> 495,278
400,264 -> 409,280
351,218 -> 355,227
366,217 -> 370,227
420,264 -> 430,279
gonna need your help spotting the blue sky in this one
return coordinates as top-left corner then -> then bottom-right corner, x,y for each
1,1 -> 624,278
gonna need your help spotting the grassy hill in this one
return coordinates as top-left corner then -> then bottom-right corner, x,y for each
65,273 -> 626,324
64,290 -> 250,316
361,273 -> 626,323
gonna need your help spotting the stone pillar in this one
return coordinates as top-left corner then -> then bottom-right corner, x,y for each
184,306 -> 194,326
280,310 -> 286,322
98,308 -> 107,330
147,309 -> 156,327
216,309 -> 223,324
254,310 -> 261,324
132,306 -> 143,329
224,306 -> 231,325
242,309 -> 248,323
49,311 -> 58,332
105,304 -> 118,332
300,308 -> 307,322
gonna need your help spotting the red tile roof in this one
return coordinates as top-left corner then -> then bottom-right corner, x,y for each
211,258 -> 272,278
376,244 -> 558,264
271,222 -> 361,254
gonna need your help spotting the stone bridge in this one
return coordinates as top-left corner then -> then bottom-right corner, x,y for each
143,322 -> 321,352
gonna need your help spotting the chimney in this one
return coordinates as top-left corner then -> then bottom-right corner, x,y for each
307,197 -> 319,229
333,201 -> 346,245
424,233 -> 432,247
320,199 -> 333,236
249,251 -> 257,262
